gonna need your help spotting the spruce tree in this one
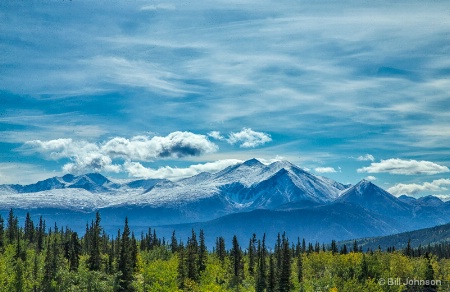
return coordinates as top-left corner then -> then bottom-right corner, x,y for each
255,236 -> 267,292
186,229 -> 199,282
177,243 -> 186,289
248,233 -> 257,275
6,208 -> 18,243
267,253 -> 276,292
278,238 -> 292,292
297,253 -> 303,283
230,235 -> 244,287
24,212 -> 35,243
118,217 -> 134,291
170,230 -> 178,253
215,236 -> 226,263
87,212 -> 102,271
0,215 -> 4,251
64,232 -> 82,271
198,229 -> 207,275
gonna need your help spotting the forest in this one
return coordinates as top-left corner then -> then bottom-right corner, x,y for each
0,210 -> 449,291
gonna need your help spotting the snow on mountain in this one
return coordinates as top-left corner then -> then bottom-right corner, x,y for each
0,158 -> 348,211
336,179 -> 410,216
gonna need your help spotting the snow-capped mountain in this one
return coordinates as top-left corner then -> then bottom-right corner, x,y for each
336,179 -> 411,217
1,158 -> 450,244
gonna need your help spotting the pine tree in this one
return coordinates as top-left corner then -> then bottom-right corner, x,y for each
248,233 -> 257,276
87,212 -> 102,271
330,240 -> 338,255
0,215 -> 4,251
404,238 -> 412,257
6,208 -> 18,243
43,236 -> 59,290
198,229 -> 207,275
278,237 -> 292,292
177,243 -> 186,289
64,232 -> 82,271
215,236 -> 226,263
267,253 -> 276,292
24,212 -> 35,243
118,217 -> 134,291
297,253 -> 303,283
170,230 -> 178,253
353,240 -> 359,253
186,229 -> 199,282
230,235 -> 244,287
255,239 -> 267,292
36,216 -> 45,253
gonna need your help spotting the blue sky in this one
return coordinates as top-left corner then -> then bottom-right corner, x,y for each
1,0 -> 450,199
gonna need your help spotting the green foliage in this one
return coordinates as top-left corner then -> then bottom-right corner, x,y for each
0,210 -> 449,291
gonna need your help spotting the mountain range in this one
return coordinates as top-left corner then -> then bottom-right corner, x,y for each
1,158 -> 449,247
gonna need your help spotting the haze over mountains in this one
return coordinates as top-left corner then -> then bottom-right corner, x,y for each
1,158 -> 449,247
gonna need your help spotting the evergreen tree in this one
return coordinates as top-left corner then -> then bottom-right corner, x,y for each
87,212 -> 102,271
24,212 -> 35,243
330,240 -> 338,255
186,229 -> 199,282
255,239 -> 267,292
248,233 -> 257,275
170,230 -> 178,253
118,217 -> 134,291
36,216 -> 45,253
131,232 -> 138,270
64,232 -> 82,271
404,238 -> 412,257
0,215 -> 4,251
297,253 -> 303,283
230,235 -> 244,287
267,253 -> 276,292
278,238 -> 292,292
198,229 -> 207,275
177,243 -> 186,289
43,236 -> 59,290
215,236 -> 226,263
6,208 -> 18,243
353,240 -> 359,253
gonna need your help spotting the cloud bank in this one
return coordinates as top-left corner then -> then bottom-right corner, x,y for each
124,159 -> 242,180
388,178 -> 450,196
23,132 -> 218,174
357,158 -> 449,175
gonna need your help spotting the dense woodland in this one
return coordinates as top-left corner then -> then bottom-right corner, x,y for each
0,210 -> 449,291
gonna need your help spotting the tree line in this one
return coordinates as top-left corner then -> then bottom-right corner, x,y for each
0,209 -> 449,291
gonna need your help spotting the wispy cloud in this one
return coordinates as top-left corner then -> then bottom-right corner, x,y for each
357,159 -> 449,175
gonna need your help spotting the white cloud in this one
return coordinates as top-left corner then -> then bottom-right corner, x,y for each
123,159 -> 242,180
314,167 -> 337,173
22,132 -> 218,174
357,158 -> 449,175
388,178 -> 450,196
357,154 -> 375,162
207,131 -> 225,141
365,176 -> 377,181
227,128 -> 272,148
102,132 -> 218,160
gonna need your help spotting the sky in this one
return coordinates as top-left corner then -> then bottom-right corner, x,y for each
1,0 -> 450,200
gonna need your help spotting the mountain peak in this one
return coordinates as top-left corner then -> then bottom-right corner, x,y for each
242,158 -> 264,167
